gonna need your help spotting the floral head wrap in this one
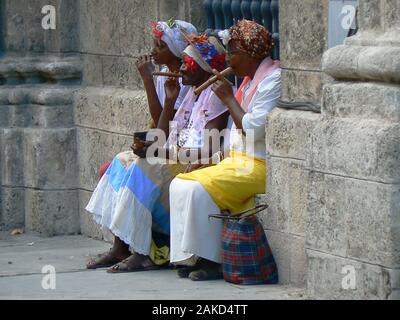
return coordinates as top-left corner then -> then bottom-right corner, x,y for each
182,34 -> 226,73
219,19 -> 273,60
151,19 -> 197,58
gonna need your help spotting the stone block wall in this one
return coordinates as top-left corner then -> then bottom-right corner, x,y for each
279,0 -> 330,106
0,0 -> 205,238
259,0 -> 328,288
306,0 -> 400,299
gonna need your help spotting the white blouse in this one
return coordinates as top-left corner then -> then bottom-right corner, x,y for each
229,68 -> 282,159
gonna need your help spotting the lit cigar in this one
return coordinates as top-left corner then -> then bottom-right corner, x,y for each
152,71 -> 183,77
194,67 -> 233,95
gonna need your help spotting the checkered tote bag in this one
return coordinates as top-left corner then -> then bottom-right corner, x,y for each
209,205 -> 278,285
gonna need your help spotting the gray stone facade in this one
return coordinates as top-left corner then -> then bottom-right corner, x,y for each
0,0 -> 399,299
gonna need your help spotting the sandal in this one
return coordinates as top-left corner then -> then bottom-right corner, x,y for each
86,250 -> 124,269
106,254 -> 166,273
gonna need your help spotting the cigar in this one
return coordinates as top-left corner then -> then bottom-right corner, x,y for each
152,71 -> 183,78
194,67 -> 233,95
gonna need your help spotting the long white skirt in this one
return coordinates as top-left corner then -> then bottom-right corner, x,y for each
169,178 -> 223,265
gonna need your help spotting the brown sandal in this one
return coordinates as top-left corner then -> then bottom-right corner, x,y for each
86,250 -> 125,270
106,254 -> 164,273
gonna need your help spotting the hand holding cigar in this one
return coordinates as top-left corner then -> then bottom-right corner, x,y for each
194,67 -> 233,95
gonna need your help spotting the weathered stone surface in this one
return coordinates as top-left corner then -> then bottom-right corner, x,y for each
82,54 -> 103,87
266,109 -> 321,161
0,86 -> 78,106
323,45 -> 400,83
265,229 -> 307,287
0,187 -> 25,230
4,0 -> 79,53
79,0 -> 120,55
262,158 -> 309,237
118,0 -> 157,57
310,119 -> 400,184
23,128 -> 77,189
279,0 -> 329,71
1,128 -> 25,186
25,189 -> 79,236
323,82 -> 400,122
307,250 -> 399,300
101,56 -> 143,90
307,172 -> 400,268
1,104 -> 73,128
357,0 -> 383,32
74,87 -> 151,135
76,128 -> 133,191
0,56 -> 82,84
281,69 -> 325,105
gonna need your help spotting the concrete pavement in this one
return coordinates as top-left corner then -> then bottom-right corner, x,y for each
0,232 -> 306,300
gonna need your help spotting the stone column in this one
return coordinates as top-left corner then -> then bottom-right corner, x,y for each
0,0 -> 81,236
306,0 -> 400,299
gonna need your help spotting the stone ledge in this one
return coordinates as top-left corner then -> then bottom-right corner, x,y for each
0,86 -> 80,106
322,45 -> 400,83
0,56 -> 82,84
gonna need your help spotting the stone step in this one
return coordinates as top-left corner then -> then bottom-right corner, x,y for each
0,56 -> 82,85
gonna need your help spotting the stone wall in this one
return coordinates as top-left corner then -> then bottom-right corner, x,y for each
0,0 -> 204,238
305,0 -> 400,299
259,0 -> 328,288
0,0 -> 81,236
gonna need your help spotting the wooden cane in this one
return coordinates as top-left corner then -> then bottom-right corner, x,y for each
152,71 -> 183,78
194,67 -> 233,95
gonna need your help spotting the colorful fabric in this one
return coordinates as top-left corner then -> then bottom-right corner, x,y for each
176,151 -> 266,213
151,19 -> 197,58
227,19 -> 273,60
183,35 -> 226,73
222,216 -> 278,285
86,150 -> 188,256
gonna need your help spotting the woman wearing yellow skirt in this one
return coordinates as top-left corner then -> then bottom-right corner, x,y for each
169,20 -> 282,281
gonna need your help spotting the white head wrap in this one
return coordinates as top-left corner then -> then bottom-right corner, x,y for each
155,20 -> 197,58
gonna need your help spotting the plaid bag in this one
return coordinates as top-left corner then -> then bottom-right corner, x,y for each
210,205 -> 278,285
